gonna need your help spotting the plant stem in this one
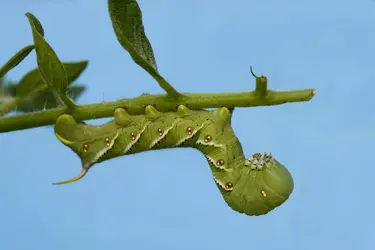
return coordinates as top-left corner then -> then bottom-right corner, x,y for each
0,88 -> 315,133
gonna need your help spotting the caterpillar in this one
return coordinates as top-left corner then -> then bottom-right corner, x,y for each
54,105 -> 294,216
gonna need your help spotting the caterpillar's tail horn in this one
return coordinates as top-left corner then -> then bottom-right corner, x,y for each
52,168 -> 88,185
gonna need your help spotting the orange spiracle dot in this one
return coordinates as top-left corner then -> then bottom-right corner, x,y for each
217,159 -> 224,166
225,182 -> 233,189
204,135 -> 212,143
83,144 -> 89,152
131,132 -> 137,140
187,127 -> 193,135
105,138 -> 111,146
157,128 -> 164,136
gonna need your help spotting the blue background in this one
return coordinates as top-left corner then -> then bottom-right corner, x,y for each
1,0 -> 374,249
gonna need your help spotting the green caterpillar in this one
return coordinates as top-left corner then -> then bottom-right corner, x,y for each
54,105 -> 294,216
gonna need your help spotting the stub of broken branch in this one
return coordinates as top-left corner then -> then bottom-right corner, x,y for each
251,66 -> 268,97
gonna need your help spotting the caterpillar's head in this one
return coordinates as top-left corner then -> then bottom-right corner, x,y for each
215,153 -> 294,216
53,114 -> 119,185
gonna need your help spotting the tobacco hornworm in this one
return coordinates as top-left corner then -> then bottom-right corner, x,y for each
54,105 -> 294,216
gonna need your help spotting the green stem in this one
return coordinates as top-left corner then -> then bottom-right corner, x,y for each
0,88 -> 315,133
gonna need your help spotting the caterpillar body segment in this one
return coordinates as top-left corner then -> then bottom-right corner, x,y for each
54,106 -> 294,216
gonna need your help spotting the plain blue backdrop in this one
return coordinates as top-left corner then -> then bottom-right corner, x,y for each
1,0 -> 374,249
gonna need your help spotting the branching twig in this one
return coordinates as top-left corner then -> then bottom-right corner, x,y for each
0,88 -> 315,133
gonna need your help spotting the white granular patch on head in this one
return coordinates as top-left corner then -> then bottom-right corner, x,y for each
245,153 -> 274,170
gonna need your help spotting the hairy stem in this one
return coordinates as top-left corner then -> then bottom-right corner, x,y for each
0,88 -> 315,133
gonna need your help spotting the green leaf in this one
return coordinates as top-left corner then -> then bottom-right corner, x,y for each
0,79 -> 19,116
25,13 -> 45,36
1,74 -> 86,114
16,85 -> 85,113
0,99 -> 19,116
0,79 -> 17,97
16,68 -> 44,97
108,0 -> 182,99
0,45 -> 35,78
25,12 -> 77,109
64,61 -> 89,83
26,13 -> 67,93
16,60 -> 88,97
67,85 -> 86,100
